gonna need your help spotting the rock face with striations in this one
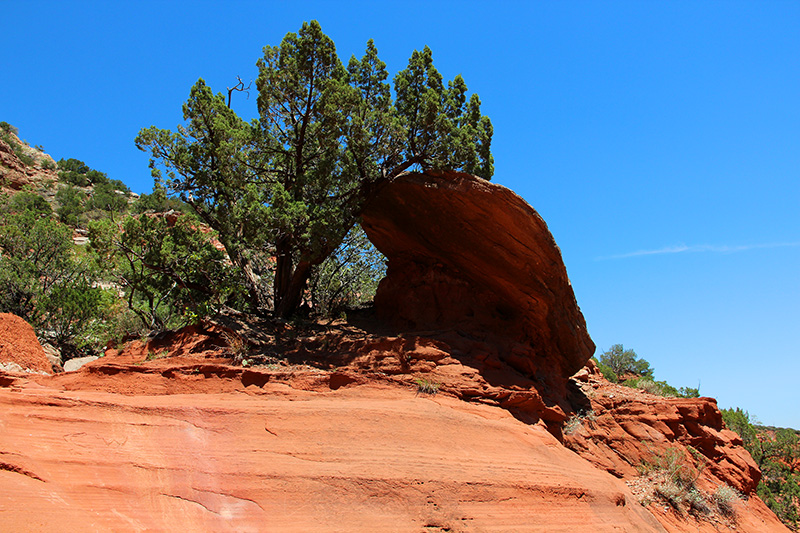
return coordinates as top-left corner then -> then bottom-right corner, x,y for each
361,170 -> 594,378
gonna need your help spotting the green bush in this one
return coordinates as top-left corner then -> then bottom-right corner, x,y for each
56,185 -> 86,226
0,193 -> 115,354
101,305 -> 150,348
414,377 -> 440,395
622,377 -> 700,398
599,344 -> 653,379
38,277 -> 116,351
105,213 -> 243,331
6,190 -> 52,217
592,356 -> 619,383
722,407 -> 800,529
57,158 -> 91,185
57,158 -> 118,189
87,180 -> 128,217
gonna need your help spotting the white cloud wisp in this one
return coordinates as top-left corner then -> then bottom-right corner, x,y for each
597,241 -> 800,260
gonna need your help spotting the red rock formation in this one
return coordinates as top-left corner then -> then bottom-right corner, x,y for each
362,170 -> 594,379
0,355 -> 666,532
566,366 -> 760,492
565,365 -> 787,531
0,313 -> 51,373
0,129 -> 57,194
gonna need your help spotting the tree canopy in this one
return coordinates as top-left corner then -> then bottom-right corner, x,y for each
598,343 -> 654,379
136,20 -> 493,317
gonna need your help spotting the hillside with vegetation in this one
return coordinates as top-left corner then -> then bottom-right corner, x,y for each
1,120 -> 796,530
1,119 -> 385,366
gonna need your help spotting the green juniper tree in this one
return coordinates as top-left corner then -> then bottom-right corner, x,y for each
599,343 -> 654,380
136,20 -> 493,318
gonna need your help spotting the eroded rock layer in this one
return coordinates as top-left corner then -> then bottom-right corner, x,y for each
0,363 -> 664,532
565,362 -> 786,532
0,318 -> 787,531
361,170 -> 594,378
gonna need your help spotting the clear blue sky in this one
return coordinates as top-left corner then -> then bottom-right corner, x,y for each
3,1 -> 798,427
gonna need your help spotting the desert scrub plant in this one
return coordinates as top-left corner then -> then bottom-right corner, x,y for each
414,377 -> 440,395
623,376 -> 701,399
638,446 -> 707,512
712,485 -> 740,517
563,410 -> 597,435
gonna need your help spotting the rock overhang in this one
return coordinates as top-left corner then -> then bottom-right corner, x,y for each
360,170 -> 595,377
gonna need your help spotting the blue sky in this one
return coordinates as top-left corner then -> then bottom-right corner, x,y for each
3,1 -> 798,427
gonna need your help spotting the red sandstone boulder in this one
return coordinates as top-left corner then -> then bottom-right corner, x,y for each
361,170 -> 594,378
0,313 -> 51,373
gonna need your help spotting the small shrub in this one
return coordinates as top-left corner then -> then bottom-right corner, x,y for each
686,487 -> 711,515
17,151 -> 35,167
713,485 -> 740,516
103,306 -> 149,347
56,185 -> 86,226
592,356 -> 618,383
564,410 -> 597,435
414,377 -> 440,395
654,476 -> 687,509
625,377 -> 677,397
623,377 -> 700,399
678,385 -> 700,398
635,445 -> 724,518
40,158 -> 56,170
640,447 -> 696,486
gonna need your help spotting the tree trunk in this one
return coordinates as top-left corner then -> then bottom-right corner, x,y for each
274,236 -> 292,312
274,260 -> 312,318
